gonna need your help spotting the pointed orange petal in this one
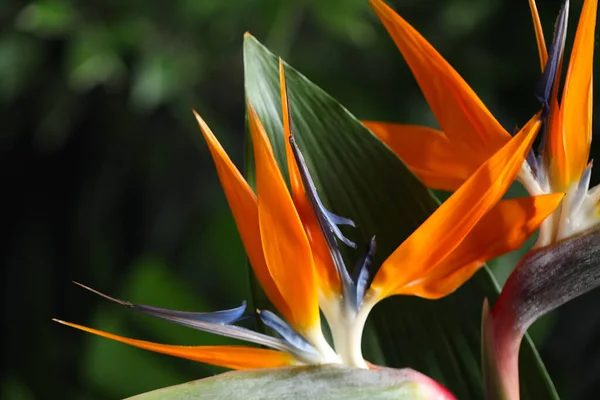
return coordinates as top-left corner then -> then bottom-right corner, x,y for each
54,319 -> 295,370
280,61 -> 340,297
363,121 -> 487,191
547,95 -> 569,189
369,0 -> 510,152
193,111 -> 291,320
399,193 -> 564,299
280,59 -> 304,205
248,102 -> 319,331
528,0 -> 549,71
560,0 -> 596,186
372,115 -> 541,298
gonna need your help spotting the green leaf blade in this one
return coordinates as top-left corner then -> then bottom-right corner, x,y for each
126,365 -> 452,400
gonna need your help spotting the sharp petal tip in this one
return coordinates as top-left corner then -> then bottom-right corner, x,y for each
246,99 -> 255,112
72,281 -> 90,290
192,110 -> 207,128
74,283 -> 131,307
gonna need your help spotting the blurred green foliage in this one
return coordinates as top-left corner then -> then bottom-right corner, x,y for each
2,0 -> 599,399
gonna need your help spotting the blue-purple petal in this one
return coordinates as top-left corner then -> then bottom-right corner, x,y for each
259,310 -> 319,355
354,236 -> 377,307
535,0 -> 569,114
74,282 -> 246,325
288,135 -> 357,302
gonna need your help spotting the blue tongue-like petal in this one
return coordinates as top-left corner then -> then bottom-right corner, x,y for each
289,136 -> 380,311
74,281 -> 246,324
532,0 -> 569,183
73,282 -> 304,355
535,0 -> 569,115
280,72 -> 356,251
258,310 -> 319,355
288,135 -> 356,249
283,73 -> 382,312
353,236 -> 377,307
288,135 -> 357,303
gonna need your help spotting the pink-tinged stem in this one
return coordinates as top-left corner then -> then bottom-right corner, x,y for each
482,297 -> 524,400
483,226 -> 600,400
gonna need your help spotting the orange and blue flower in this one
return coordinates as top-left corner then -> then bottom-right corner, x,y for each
54,60 -> 562,370
365,0 -> 597,245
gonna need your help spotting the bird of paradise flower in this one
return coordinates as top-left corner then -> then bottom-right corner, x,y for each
365,0 -> 597,247
54,60 -> 562,371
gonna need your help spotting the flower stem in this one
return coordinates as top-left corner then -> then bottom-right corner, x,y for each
482,299 -> 523,400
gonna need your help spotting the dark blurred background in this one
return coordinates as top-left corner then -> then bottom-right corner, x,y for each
3,0 -> 600,399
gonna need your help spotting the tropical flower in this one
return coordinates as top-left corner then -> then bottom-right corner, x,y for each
365,0 -> 597,246
526,0 -> 598,242
54,61 -> 562,371
364,1 -> 599,397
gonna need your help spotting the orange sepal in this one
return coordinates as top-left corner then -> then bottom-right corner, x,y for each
371,115 -> 541,299
193,111 -> 291,321
400,193 -> 564,299
368,0 -> 510,154
54,319 -> 295,370
248,102 -> 319,331
280,59 -> 304,204
559,0 -> 596,187
546,96 -> 568,190
528,0 -> 548,71
279,60 -> 340,297
363,121 -> 487,191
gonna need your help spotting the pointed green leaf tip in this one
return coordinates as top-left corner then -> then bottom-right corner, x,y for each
241,33 -> 557,399
126,365 -> 455,400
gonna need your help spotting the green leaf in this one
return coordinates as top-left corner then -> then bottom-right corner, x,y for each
126,365 -> 451,400
66,27 -> 125,91
15,1 -> 77,37
242,34 -> 558,400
